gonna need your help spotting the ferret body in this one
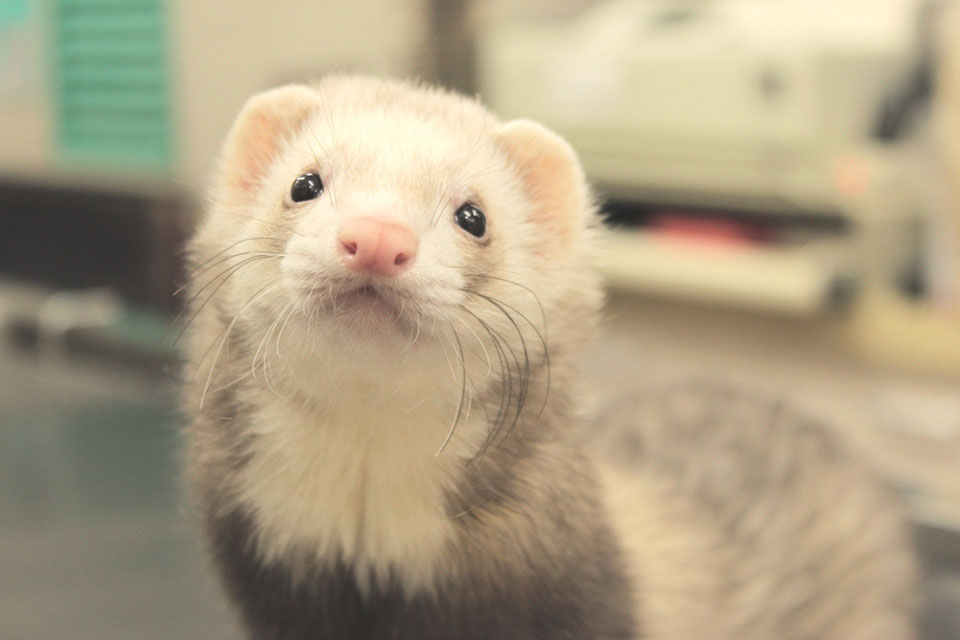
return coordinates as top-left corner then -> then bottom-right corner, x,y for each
182,76 -> 918,639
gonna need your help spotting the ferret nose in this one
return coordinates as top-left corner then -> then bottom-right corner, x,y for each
337,216 -> 418,277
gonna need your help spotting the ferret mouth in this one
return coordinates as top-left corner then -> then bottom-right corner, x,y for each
331,284 -> 403,321
339,284 -> 381,303
298,280 -> 424,336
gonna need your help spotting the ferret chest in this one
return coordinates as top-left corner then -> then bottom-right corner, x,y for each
232,393 -> 461,591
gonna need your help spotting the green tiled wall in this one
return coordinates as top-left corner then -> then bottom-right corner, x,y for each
0,0 -> 29,25
54,0 -> 171,169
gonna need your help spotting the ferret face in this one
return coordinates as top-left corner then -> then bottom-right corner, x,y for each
190,77 -> 601,406
264,105 -> 515,343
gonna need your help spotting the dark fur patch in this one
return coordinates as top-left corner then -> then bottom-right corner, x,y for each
209,509 -> 637,640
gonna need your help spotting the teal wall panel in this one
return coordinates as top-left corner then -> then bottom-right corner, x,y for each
0,0 -> 29,26
54,0 -> 171,170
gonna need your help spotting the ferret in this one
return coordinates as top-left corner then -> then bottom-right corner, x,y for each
182,75 -> 919,639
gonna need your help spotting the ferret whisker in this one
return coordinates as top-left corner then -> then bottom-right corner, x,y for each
435,326 -> 468,457
465,289 -> 549,419
452,271 -> 548,335
304,126 -> 329,166
455,314 -> 493,377
192,274 -> 284,377
316,95 -> 341,208
474,320 -> 513,459
401,310 -> 423,353
436,325 -> 461,384
461,283 -> 546,426
178,256 -> 276,323
199,277 -> 284,410
457,162 -> 503,188
305,126 -> 339,209
207,369 -> 253,395
483,314 -> 525,452
185,254 -> 280,310
394,296 -> 407,330
275,302 -> 298,358
299,99 -> 329,165
262,328 -> 284,398
429,180 -> 452,228
183,250 -> 286,293
412,314 -> 424,349
452,325 -> 470,430
193,274 -> 283,384
296,95 -> 333,178
165,250 -> 276,344
430,118 -> 490,227
402,389 -> 431,413
455,117 -> 489,178
459,305 -> 518,459
270,299 -> 309,393
252,301 -> 288,380
468,298 -> 528,413
485,307 -> 530,448
186,236 -> 285,275
225,213 -> 308,238
170,255 -> 281,347
471,315 -> 511,449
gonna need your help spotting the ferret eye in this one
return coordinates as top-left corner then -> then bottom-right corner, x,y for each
290,172 -> 323,202
454,203 -> 486,238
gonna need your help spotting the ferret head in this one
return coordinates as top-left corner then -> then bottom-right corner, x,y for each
188,76 -> 602,415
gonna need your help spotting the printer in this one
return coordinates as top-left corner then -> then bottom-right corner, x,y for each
478,0 -> 938,313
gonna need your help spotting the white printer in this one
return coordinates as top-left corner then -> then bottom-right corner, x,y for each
478,0 -> 938,313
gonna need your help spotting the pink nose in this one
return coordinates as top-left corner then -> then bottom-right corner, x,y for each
338,216 -> 418,277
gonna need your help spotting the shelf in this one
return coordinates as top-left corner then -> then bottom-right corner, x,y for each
601,229 -> 854,315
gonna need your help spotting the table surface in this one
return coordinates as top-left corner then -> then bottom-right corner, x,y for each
1,291 -> 959,639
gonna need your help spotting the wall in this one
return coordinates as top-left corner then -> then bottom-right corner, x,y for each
0,0 -> 428,195
936,1 -> 960,305
0,1 -> 52,180
173,0 -> 428,195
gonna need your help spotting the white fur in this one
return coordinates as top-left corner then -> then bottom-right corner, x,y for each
189,77 -> 599,596
232,380 -> 476,593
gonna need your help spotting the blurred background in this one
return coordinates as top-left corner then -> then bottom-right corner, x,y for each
1,0 -> 960,637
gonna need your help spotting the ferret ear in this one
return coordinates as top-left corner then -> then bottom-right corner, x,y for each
495,119 -> 591,247
217,84 -> 319,198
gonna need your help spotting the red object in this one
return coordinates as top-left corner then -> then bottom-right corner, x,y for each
649,213 -> 770,247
